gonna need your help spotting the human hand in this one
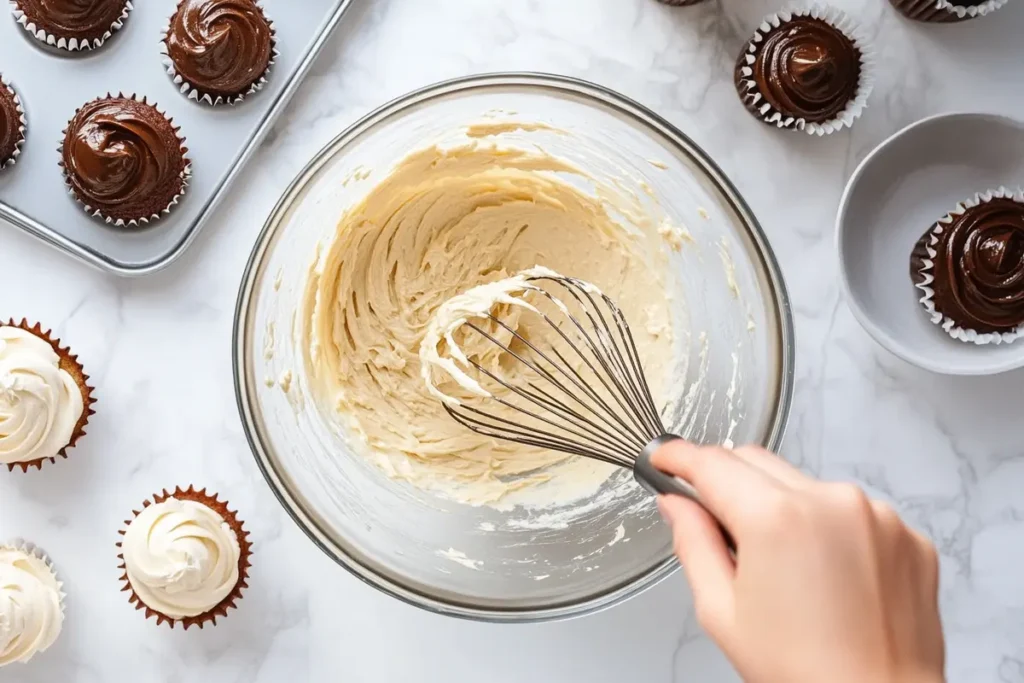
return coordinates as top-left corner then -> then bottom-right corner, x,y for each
652,441 -> 945,683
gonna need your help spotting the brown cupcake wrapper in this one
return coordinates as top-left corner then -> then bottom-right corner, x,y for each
159,1 -> 278,107
117,486 -> 252,630
10,0 -> 133,51
58,93 -> 192,228
2,319 -> 96,472
889,0 -> 1008,21
0,74 -> 26,170
912,186 -> 1024,345
735,4 -> 876,136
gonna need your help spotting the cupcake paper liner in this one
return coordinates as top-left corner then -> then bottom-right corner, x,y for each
912,187 -> 1024,345
159,1 -> 278,107
0,74 -> 26,171
58,94 -> 191,227
0,540 -> 66,664
735,4 -> 876,136
10,0 -> 133,52
654,0 -> 708,5
890,0 -> 1009,22
117,486 -> 252,630
2,319 -> 96,472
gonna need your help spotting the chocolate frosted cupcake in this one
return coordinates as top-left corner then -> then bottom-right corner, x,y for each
117,486 -> 251,629
735,6 -> 875,136
161,0 -> 277,106
10,0 -> 132,51
912,188 -> 1024,345
0,75 -> 26,171
889,0 -> 1009,22
59,95 -> 190,227
0,320 -> 95,471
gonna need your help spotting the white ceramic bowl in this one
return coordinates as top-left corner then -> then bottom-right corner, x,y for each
234,73 -> 794,621
837,112 -> 1024,375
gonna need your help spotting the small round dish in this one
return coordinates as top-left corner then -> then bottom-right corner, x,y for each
837,112 -> 1024,375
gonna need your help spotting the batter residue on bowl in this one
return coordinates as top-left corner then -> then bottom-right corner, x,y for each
299,125 -> 681,505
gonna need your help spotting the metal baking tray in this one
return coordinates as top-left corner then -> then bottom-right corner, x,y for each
0,0 -> 354,276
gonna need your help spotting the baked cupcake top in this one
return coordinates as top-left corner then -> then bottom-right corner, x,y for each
915,196 -> 1024,334
0,327 -> 85,466
60,96 -> 188,225
12,0 -> 130,43
750,16 -> 861,124
0,78 -> 25,168
122,498 -> 241,619
165,0 -> 274,100
0,546 -> 64,666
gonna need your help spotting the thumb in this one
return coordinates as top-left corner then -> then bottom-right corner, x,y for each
659,494 -> 735,635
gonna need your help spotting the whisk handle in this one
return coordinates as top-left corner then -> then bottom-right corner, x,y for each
636,434 -> 737,554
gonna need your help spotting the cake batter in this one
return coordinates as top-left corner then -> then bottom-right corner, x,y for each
299,131 -> 677,505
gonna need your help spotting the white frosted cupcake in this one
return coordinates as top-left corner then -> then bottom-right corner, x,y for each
117,487 -> 251,629
0,544 -> 65,667
0,320 -> 95,471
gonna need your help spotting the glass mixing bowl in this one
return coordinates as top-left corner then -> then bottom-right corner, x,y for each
233,73 -> 794,622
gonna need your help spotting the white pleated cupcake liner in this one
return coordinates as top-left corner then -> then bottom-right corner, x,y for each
913,186 -> 1024,346
58,94 -> 191,228
897,0 -> 1010,21
10,0 -> 132,52
736,4 -> 876,136
938,0 -> 1009,18
0,74 -> 26,171
159,1 -> 277,107
0,540 -> 66,663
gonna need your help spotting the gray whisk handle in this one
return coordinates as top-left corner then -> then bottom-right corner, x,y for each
635,434 -> 737,554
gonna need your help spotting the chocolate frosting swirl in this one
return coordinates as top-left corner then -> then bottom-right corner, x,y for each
0,83 -> 22,165
927,198 -> 1024,333
14,0 -> 128,39
61,97 -> 187,224
753,17 -> 861,124
166,0 -> 274,99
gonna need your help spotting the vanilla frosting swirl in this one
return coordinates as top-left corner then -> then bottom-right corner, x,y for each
0,327 -> 84,465
0,547 -> 64,666
122,499 -> 240,619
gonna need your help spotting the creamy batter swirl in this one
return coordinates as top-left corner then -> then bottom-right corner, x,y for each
300,135 -> 675,504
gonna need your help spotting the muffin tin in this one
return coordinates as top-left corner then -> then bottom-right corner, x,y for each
0,0 -> 354,276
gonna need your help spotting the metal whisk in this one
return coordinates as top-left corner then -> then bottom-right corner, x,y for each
431,272 -> 734,550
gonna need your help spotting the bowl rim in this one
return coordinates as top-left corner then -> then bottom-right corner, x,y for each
233,71 -> 795,623
835,110 -> 1024,376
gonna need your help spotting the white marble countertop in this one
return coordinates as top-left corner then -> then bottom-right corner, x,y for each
3,0 -> 1024,681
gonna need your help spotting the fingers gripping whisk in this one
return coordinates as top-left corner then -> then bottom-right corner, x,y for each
421,269 -> 736,552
